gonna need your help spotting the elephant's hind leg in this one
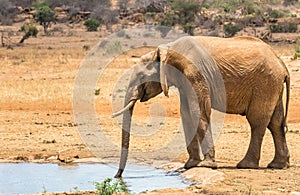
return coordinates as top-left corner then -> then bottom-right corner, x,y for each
267,99 -> 290,169
237,102 -> 274,169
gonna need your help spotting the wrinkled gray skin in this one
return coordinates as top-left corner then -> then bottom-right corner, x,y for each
114,36 -> 290,178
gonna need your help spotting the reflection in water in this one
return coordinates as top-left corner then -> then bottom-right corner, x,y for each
0,163 -> 188,194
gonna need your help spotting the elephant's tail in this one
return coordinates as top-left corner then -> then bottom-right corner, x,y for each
284,75 -> 290,133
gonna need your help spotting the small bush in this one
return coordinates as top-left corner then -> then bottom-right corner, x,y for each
294,36 -> 300,60
33,1 -> 48,9
183,24 -> 195,35
223,5 -> 231,13
94,178 -> 128,195
84,18 -> 101,32
223,23 -> 242,37
269,9 -> 286,18
269,24 -> 283,33
83,45 -> 90,51
269,22 -> 297,33
19,23 -> 38,43
158,12 -> 179,27
242,1 -> 259,15
287,22 -> 298,32
159,0 -> 199,35
203,3 -> 210,9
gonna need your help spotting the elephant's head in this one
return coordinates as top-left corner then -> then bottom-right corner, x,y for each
113,46 -> 171,178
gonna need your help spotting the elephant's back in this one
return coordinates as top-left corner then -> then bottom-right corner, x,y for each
194,36 -> 288,79
194,36 -> 288,114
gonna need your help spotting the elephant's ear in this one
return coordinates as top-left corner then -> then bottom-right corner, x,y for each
157,45 -> 169,97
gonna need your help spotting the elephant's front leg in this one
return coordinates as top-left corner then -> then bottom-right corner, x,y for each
179,92 -> 201,169
197,98 -> 217,168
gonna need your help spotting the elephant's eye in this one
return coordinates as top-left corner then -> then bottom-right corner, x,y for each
139,74 -> 145,80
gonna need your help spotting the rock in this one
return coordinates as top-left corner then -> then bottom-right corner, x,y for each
263,190 -> 280,195
130,13 -> 144,23
57,149 -> 76,163
290,192 -> 300,195
159,162 -> 184,173
54,7 -> 64,12
47,155 -> 58,161
182,167 -> 225,185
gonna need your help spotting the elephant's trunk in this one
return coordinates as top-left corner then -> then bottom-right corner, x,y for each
114,87 -> 139,178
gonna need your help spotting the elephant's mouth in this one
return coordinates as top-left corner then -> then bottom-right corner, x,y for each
140,88 -> 148,102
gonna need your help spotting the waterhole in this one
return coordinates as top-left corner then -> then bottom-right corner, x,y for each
0,163 -> 189,194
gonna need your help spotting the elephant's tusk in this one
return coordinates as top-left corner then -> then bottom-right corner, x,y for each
112,100 -> 136,118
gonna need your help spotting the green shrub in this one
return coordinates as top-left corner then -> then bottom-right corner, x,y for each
84,18 -> 101,32
171,0 -> 200,23
213,0 -> 264,15
83,45 -> 90,51
269,22 -> 297,33
294,36 -> 300,60
269,24 -> 283,33
286,22 -> 298,32
94,178 -> 128,195
223,5 -> 231,13
223,23 -> 242,37
203,3 -> 210,9
269,9 -> 286,18
158,12 -> 178,27
19,23 -> 38,43
242,1 -> 259,15
159,0 -> 199,35
33,1 -> 48,9
183,24 -> 195,35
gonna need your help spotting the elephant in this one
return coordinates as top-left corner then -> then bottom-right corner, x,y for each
112,36 -> 290,178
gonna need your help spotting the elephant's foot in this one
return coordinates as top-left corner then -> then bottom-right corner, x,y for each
237,158 -> 259,169
267,160 -> 289,169
184,158 -> 201,169
198,159 -> 217,169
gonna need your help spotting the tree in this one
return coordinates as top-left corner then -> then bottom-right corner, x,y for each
159,0 -> 200,35
33,2 -> 56,34
19,23 -> 38,44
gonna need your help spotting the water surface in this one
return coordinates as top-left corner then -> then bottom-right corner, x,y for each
0,163 -> 188,194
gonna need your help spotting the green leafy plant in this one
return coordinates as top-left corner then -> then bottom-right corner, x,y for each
84,18 -> 101,32
33,2 -> 56,34
223,23 -> 242,37
269,22 -> 297,33
94,178 -> 128,195
159,0 -> 199,35
269,9 -> 286,18
293,36 -> 300,60
83,45 -> 90,51
19,23 -> 38,44
94,88 -> 100,96
183,24 -> 195,36
203,3 -> 210,9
